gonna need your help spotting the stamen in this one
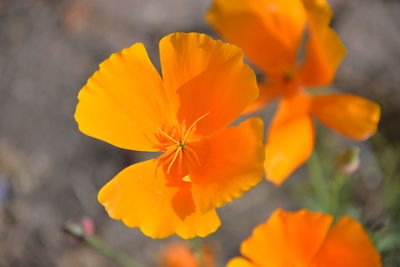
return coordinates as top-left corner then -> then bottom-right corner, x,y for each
158,127 -> 179,145
182,112 -> 210,143
157,113 -> 209,175
167,146 -> 182,174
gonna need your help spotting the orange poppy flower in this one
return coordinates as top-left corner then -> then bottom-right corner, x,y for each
74,32 -> 265,239
228,209 -> 382,267
207,0 -> 381,185
159,241 -> 215,267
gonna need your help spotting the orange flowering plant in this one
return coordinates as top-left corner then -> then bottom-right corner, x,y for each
68,1 -> 393,266
74,32 -> 265,239
228,209 -> 382,267
207,0 -> 381,185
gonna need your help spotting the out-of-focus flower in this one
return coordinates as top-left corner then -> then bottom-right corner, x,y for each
63,2 -> 89,32
63,217 -> 95,242
207,0 -> 380,185
336,146 -> 360,174
81,216 -> 95,236
159,241 -> 215,267
228,209 -> 381,267
159,242 -> 197,267
75,33 -> 265,239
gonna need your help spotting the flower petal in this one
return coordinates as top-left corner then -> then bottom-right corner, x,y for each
240,209 -> 333,266
190,117 -> 265,212
206,0 -> 307,74
264,94 -> 314,185
159,32 -> 258,137
75,43 -> 175,151
159,242 -> 198,267
171,182 -> 196,221
227,257 -> 255,267
298,0 -> 346,86
310,94 -> 380,140
313,216 -> 382,267
98,159 -> 221,239
243,81 -> 281,114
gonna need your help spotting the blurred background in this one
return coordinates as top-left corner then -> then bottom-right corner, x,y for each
0,0 -> 399,266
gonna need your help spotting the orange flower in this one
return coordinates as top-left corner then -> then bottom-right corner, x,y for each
74,33 -> 265,239
207,0 -> 381,185
227,209 -> 382,267
159,241 -> 215,267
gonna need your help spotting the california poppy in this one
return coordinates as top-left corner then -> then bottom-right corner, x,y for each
159,241 -> 215,267
228,209 -> 381,267
74,33 -> 265,239
207,0 -> 381,185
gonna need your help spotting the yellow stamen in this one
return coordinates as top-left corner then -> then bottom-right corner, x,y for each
167,146 -> 182,174
159,112 -> 209,174
182,112 -> 210,143
158,127 -> 179,144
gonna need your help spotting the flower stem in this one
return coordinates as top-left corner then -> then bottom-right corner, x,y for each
84,235 -> 141,267
328,171 -> 348,217
307,151 -> 330,212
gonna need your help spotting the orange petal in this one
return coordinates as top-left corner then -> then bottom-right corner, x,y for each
190,117 -> 265,212
206,0 -> 307,75
310,94 -> 381,140
298,0 -> 346,86
240,209 -> 333,266
227,257 -> 255,267
159,242 -> 198,267
98,160 -> 221,239
75,43 -> 175,151
159,241 -> 216,267
159,33 -> 258,137
313,216 -> 382,267
243,81 -> 281,114
171,183 -> 196,221
265,94 -> 314,185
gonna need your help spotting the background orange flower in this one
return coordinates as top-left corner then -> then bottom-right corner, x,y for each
207,0 -> 381,185
159,241 -> 215,267
228,209 -> 382,267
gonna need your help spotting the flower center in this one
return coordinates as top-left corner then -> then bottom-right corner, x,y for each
155,113 -> 209,178
177,142 -> 185,150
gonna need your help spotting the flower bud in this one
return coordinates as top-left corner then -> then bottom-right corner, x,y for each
63,217 -> 95,242
336,147 -> 360,174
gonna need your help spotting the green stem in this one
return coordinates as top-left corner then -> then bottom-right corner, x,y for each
307,152 -> 330,212
85,235 -> 141,267
329,171 -> 348,217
